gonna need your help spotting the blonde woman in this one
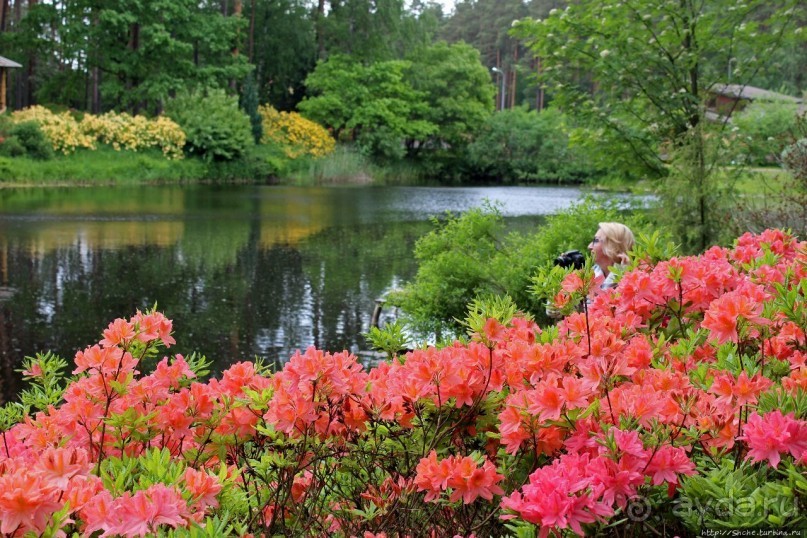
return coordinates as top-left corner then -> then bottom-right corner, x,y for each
545,222 -> 635,319
588,222 -> 635,289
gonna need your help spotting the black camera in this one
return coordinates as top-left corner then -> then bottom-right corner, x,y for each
553,249 -> 586,270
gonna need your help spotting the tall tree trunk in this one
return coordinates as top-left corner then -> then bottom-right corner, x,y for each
0,0 -> 9,32
90,11 -> 101,113
128,22 -> 140,114
232,0 -> 242,56
13,0 -> 22,108
535,56 -> 544,111
316,0 -> 326,59
231,0 -> 241,90
510,46 -> 518,108
25,0 -> 36,106
248,0 -> 255,61
1,68 -> 7,112
91,66 -> 100,113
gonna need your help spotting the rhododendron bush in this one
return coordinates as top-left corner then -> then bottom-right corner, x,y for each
1,229 -> 806,537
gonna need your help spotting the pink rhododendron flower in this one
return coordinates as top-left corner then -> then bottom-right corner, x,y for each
739,410 -> 807,468
644,446 -> 696,486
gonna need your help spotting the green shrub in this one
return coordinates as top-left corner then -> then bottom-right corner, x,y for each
10,121 -> 54,160
468,107 -> 600,183
390,198 -> 654,335
0,156 -> 16,180
165,88 -> 254,162
0,135 -> 26,157
239,72 -> 263,145
731,100 -> 800,166
205,143 -> 283,181
781,138 -> 807,182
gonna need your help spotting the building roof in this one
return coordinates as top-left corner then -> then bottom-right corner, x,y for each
710,83 -> 802,103
0,55 -> 22,68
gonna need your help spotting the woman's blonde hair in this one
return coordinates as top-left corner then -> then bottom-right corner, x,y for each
598,222 -> 635,263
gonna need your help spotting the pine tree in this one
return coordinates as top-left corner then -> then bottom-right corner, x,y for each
240,71 -> 263,144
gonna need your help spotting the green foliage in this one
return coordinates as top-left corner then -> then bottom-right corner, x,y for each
390,204 -> 509,335
364,320 -> 410,362
782,138 -> 807,182
316,0 -> 440,65
300,43 -> 494,171
166,89 -> 254,162
15,352 -> 70,413
11,121 -> 54,160
439,0 -> 528,81
156,515 -> 247,537
239,72 -> 264,145
678,460 -> 804,531
512,0 -> 804,179
656,125 -> 741,253
512,0 -> 806,251
204,143 -> 283,181
0,146 -> 207,184
4,0 -> 251,113
461,294 -> 529,339
0,119 -> 53,160
405,42 -> 495,157
0,157 -> 16,180
285,144 -> 379,185
100,448 -> 184,493
392,198 -> 652,333
731,101 -> 802,166
246,0 -> 316,111
0,401 -> 24,433
467,107 -> 599,183
566,122 -> 664,183
631,230 -> 681,267
299,55 -> 436,162
0,135 -> 26,157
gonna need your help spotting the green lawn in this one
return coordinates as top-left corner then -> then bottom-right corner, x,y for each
0,146 -> 207,185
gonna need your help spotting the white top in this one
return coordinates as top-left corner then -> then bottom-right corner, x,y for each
594,264 -> 621,290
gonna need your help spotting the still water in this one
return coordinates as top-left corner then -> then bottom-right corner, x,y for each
0,184 -> 585,402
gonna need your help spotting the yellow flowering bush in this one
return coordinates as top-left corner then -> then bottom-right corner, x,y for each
259,105 -> 335,159
11,107 -> 186,159
79,112 -> 186,160
11,106 -> 95,154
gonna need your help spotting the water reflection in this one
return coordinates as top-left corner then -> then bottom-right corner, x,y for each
0,185 -> 586,403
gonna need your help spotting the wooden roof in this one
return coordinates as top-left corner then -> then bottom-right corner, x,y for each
710,83 -> 802,103
0,55 -> 22,68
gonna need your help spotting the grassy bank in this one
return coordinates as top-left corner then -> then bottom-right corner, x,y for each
0,144 -> 443,187
0,143 -> 795,192
584,165 -> 794,196
0,143 -> 297,185
0,147 -> 206,185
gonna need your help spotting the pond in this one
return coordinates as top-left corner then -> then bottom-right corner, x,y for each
0,184 -> 589,403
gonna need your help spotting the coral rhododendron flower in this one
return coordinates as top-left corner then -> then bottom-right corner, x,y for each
100,318 -> 136,348
0,467 -> 62,535
183,467 -> 223,509
415,451 -> 503,504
